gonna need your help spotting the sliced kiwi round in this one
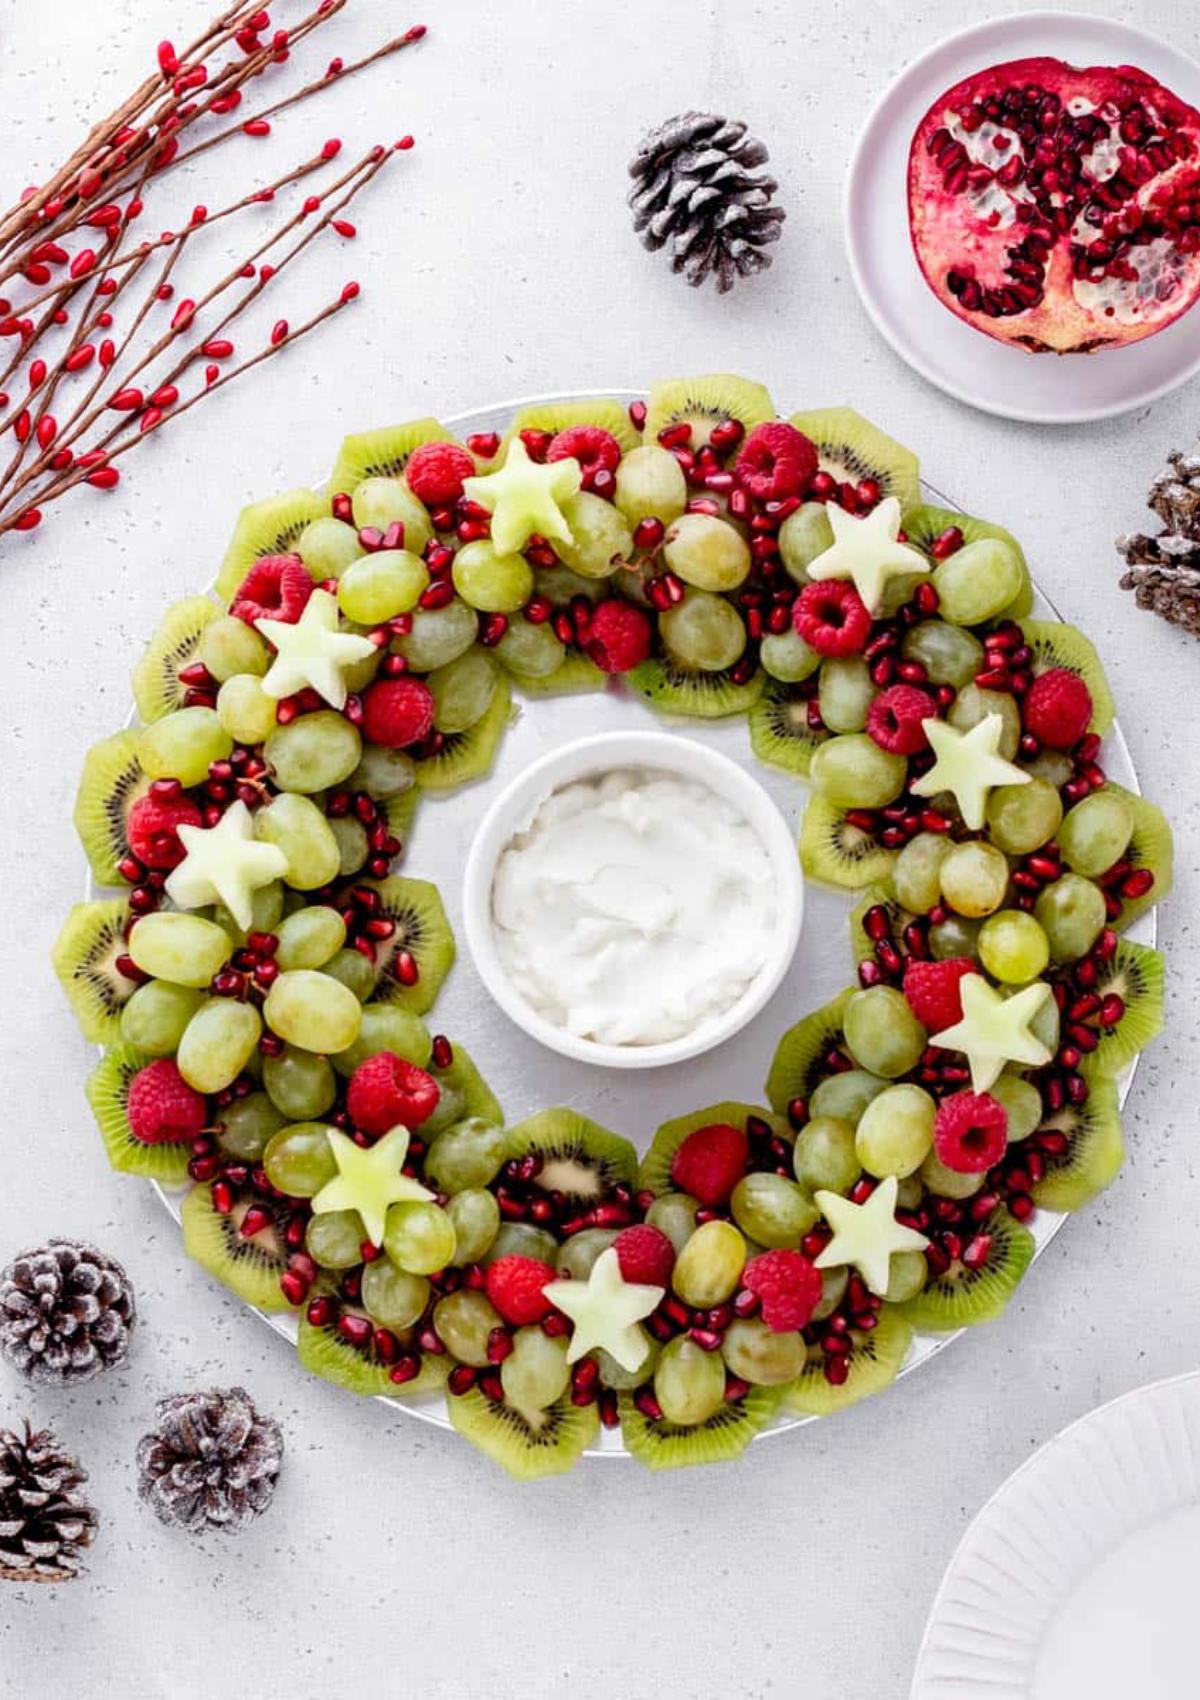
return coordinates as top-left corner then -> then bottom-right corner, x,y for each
628,656 -> 764,719
181,1183 -> 294,1312
507,654 -> 607,696
1031,1072 -> 1123,1211
381,786 -> 421,855
787,406 -> 920,506
53,899 -> 140,1042
450,1386 -> 599,1480
749,680 -> 827,775
1086,939 -> 1164,1076
506,1108 -> 638,1203
896,1208 -> 1034,1332
765,990 -> 856,1119
414,675 -> 512,791
215,487 -> 328,604
786,1307 -> 913,1415
132,596 -> 221,723
502,398 -> 641,456
639,1102 -> 789,1197
85,1044 -> 192,1182
360,875 -> 455,1015
847,883 -> 911,968
901,503 -> 1032,620
421,1040 -> 504,1137
1103,783 -> 1173,929
72,729 -> 150,886
1020,620 -> 1116,736
643,375 -> 775,447
297,1303 -> 448,1397
619,1384 -> 783,1469
800,796 -> 897,890
327,418 -> 457,492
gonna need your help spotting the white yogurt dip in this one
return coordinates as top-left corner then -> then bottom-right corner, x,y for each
489,765 -> 777,1046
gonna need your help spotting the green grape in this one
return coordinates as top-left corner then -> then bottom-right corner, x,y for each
809,734 -> 907,809
808,1070 -> 886,1128
530,563 -> 607,607
342,647 -> 382,696
321,947 -> 377,1003
779,502 -> 834,583
672,1220 -> 746,1305
919,1148 -> 984,1199
929,914 -> 981,960
614,444 -> 687,525
721,1318 -> 806,1386
384,1200 -> 456,1275
1023,749 -> 1074,789
217,674 -> 278,744
645,1192 -> 699,1256
495,613 -> 566,677
305,1208 -> 364,1269
818,656 -> 877,733
329,817 -> 370,877
137,707 -> 232,788
199,614 -> 269,682
760,626 -> 821,682
429,649 -> 498,733
948,685 -> 1020,760
263,969 -> 362,1054
176,997 -> 262,1093
350,477 -> 433,552
254,793 -> 341,889
659,589 -> 746,671
119,980 -> 203,1055
434,1290 -> 502,1367
554,1228 -> 620,1280
128,912 -> 230,986
445,1189 -> 500,1264
730,1173 -> 818,1247
592,1337 -> 659,1392
978,910 -> 1050,983
263,1121 -> 336,1196
794,1115 -> 861,1192
843,986 -> 927,1078
939,840 -> 1010,918
482,1222 -> 558,1268
362,1261 -> 430,1330
896,1176 -> 923,1210
654,1335 -> 726,1426
263,711 -> 361,794
296,515 -> 362,580
855,1083 -> 935,1178
262,1045 -> 337,1119
331,1004 -> 431,1075
275,907 -> 345,971
893,832 -> 953,914
812,1266 -> 848,1321
884,1250 -> 928,1303
1027,987 -> 1060,1054
1034,873 -> 1106,962
337,549 -> 429,624
991,1073 -> 1044,1141
663,513 -> 750,592
211,881 -> 284,948
933,537 -> 1023,625
349,743 -> 416,801
501,1327 -> 571,1412
1059,791 -> 1134,878
424,1118 -> 509,1193
901,621 -> 984,689
452,540 -> 534,612
556,491 -> 633,579
216,1091 -> 286,1160
986,777 -> 1063,856
394,597 -> 477,671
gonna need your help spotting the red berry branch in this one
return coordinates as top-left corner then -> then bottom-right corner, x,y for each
0,1 -> 428,540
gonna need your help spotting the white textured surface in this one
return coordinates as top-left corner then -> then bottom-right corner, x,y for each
0,3 -> 1197,1698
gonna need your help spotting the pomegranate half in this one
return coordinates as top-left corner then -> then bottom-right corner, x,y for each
907,56 -> 1200,354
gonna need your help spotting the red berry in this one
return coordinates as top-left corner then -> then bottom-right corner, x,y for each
742,1249 -> 822,1333
361,676 -> 436,748
404,440 -> 475,508
230,553 -> 314,626
485,1255 -> 553,1326
734,422 -> 818,501
669,1122 -> 749,1207
613,1224 -> 674,1288
546,425 -> 621,479
793,580 -> 872,657
867,684 -> 936,755
903,958 -> 975,1033
346,1052 -> 441,1135
126,791 -> 203,870
1023,667 -> 1093,750
583,598 -> 652,673
126,1059 -> 207,1144
932,1090 -> 1008,1174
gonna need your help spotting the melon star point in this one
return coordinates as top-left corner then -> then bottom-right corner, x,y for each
910,712 -> 1029,831
930,973 -> 1053,1094
543,1246 -> 663,1372
461,437 -> 582,555
256,587 -> 376,711
813,1174 -> 929,1297
163,799 -> 288,930
805,495 -> 927,614
311,1125 -> 434,1249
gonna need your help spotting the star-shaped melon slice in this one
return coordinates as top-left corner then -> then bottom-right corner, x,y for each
542,1246 -> 663,1372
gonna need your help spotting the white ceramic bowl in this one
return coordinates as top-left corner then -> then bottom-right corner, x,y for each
461,730 -> 804,1070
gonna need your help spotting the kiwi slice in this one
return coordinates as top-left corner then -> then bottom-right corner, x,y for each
327,418 -> 457,492
414,675 -> 512,791
639,1102 -> 789,1197
786,1307 -> 913,1415
800,797 -> 897,890
84,1044 -> 192,1182
765,990 -> 855,1118
896,1207 -> 1034,1332
643,375 -> 775,446
382,786 -> 421,851
1019,620 -> 1116,737
297,1304 -> 449,1398
132,596 -> 221,723
503,399 -> 641,456
1103,783 -> 1173,929
505,1108 -> 637,1202
180,1183 -> 295,1311
628,657 -> 765,719
425,1041 -> 503,1133
215,487 -> 328,604
620,1383 -> 783,1469
508,655 -> 607,696
749,680 -> 827,775
72,729 -> 151,886
901,504 -> 1033,620
360,875 -> 455,1014
1084,939 -> 1164,1077
52,898 -> 140,1042
1031,1072 -> 1123,1211
450,1386 -> 599,1480
788,406 -> 921,506
847,883 -> 911,968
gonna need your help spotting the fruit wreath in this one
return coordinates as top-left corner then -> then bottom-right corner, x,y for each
52,376 -> 1171,1479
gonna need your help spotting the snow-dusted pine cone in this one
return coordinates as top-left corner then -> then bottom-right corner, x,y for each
628,111 -> 786,293
136,1388 -> 283,1536
1118,447 -> 1200,637
0,1238 -> 136,1385
0,1424 -> 96,1583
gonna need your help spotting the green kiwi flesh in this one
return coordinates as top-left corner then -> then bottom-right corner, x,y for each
359,875 -> 455,1014
896,1208 -> 1034,1331
414,675 -> 512,791
327,418 -> 457,491
848,884 -> 911,968
53,899 -> 140,1042
901,503 -> 1033,620
749,681 -> 827,775
643,375 -> 775,447
297,1306 -> 449,1397
1087,939 -> 1164,1076
786,1308 -> 913,1415
639,1102 -> 789,1197
450,1387 -> 599,1480
800,797 -> 897,889
1103,783 -> 1173,929
788,406 -> 921,506
507,654 -> 607,696
766,990 -> 856,1119
86,1045 -> 192,1182
620,1384 -> 783,1469
504,398 -> 641,456
72,729 -> 150,886
505,1108 -> 637,1201
1020,620 -> 1115,736
181,1184 -> 292,1312
1031,1072 -> 1123,1211
216,487 -> 328,604
132,596 -> 221,722
628,657 -> 765,719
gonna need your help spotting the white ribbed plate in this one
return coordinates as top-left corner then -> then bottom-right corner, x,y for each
911,1372 -> 1200,1697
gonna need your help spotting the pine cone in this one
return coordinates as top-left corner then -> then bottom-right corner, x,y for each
1118,447 -> 1200,637
136,1388 -> 283,1536
0,1424 -> 96,1583
628,111 -> 785,293
0,1239 -> 136,1385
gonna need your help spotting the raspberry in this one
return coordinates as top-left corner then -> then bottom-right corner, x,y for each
546,425 -> 621,480
361,677 -> 436,748
126,1059 -> 207,1145
932,1090 -> 1008,1174
230,553 -> 313,627
867,684 -> 936,754
1023,667 -> 1093,749
903,957 -> 975,1032
404,440 -> 475,507
583,598 -> 652,673
126,791 -> 203,870
793,580 -> 872,656
742,1249 -> 823,1333
485,1255 -> 553,1325
613,1224 -> 675,1288
669,1122 -> 749,1207
734,422 -> 818,501
346,1052 -> 440,1135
